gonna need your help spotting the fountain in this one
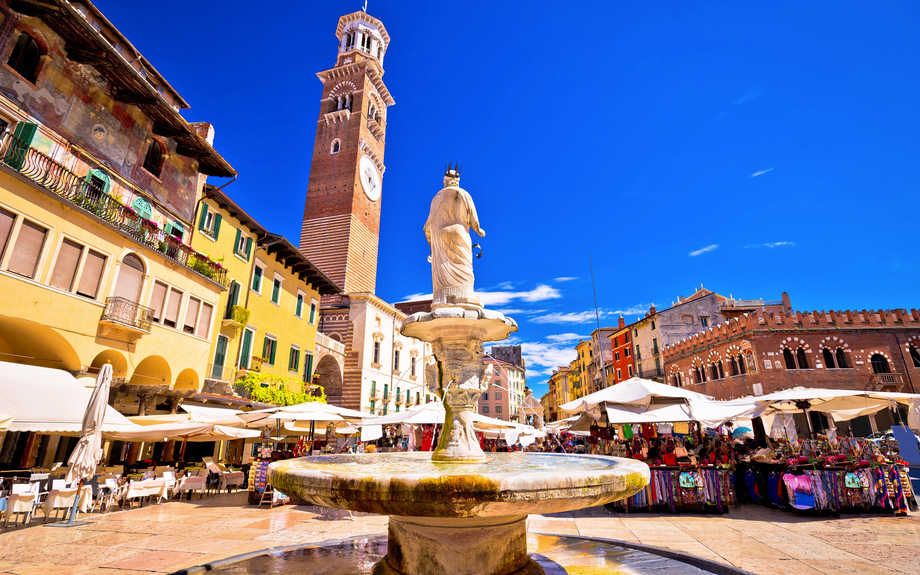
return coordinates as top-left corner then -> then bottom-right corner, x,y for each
268,167 -> 650,575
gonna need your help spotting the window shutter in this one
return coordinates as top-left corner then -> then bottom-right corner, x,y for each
4,122 -> 37,170
233,229 -> 241,254
213,214 -> 221,240
184,297 -> 200,332
7,220 -> 47,278
296,294 -> 303,317
271,278 -> 280,303
240,330 -> 252,369
306,353 -> 314,381
197,303 -> 213,337
49,238 -> 83,291
149,281 -> 168,322
113,254 -> 145,302
270,339 -> 277,365
214,336 -> 228,372
0,207 -> 15,259
262,337 -> 269,360
76,250 -> 106,299
198,204 -> 208,231
245,237 -> 252,260
164,288 -> 183,326
252,266 -> 262,292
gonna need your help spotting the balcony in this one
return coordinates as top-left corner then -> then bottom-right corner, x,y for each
368,389 -> 380,400
637,367 -> 664,382
99,296 -> 153,341
2,135 -> 228,287
868,373 -> 905,392
206,363 -> 236,383
222,305 -> 249,329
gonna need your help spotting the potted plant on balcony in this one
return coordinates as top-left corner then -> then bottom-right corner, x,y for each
250,356 -> 264,372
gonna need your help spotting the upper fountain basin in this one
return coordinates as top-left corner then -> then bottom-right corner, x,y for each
401,307 -> 518,343
267,452 -> 649,518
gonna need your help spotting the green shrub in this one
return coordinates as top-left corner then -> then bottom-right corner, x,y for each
235,371 -> 326,406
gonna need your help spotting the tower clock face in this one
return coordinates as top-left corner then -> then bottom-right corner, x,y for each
359,155 -> 381,202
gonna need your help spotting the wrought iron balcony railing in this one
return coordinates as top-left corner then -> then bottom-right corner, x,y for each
1,134 -> 228,287
206,363 -> 236,383
101,296 -> 153,333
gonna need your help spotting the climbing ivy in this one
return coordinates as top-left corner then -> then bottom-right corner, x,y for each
235,371 -> 326,406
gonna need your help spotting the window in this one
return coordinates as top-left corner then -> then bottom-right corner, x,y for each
393,349 -> 400,372
383,384 -> 388,399
167,221 -> 184,241
112,253 -> 145,303
910,346 -> 920,368
634,329 -> 638,337
616,368 -> 622,379
730,356 -> 739,376
652,338 -> 659,354
823,348 -> 836,369
651,320 -> 656,330
625,347 -> 630,358
162,287 -> 183,328
373,341 -> 380,365
183,296 -> 201,333
149,281 -> 168,323
870,354 -> 890,374
296,293 -> 304,318
289,346 -> 300,372
239,328 -> 254,369
234,229 -> 252,260
628,365 -> 633,377
783,348 -> 797,370
76,249 -> 106,299
142,140 -> 163,177
700,317 -> 709,327
48,239 -> 105,298
271,276 -> 282,305
331,139 -> 340,154
224,281 -> 241,319
796,348 -> 809,369
304,351 -> 314,382
0,207 -> 15,261
410,357 -> 416,377
198,204 -> 221,239
262,336 -> 277,366
635,345 -> 641,360
369,400 -> 375,413
494,390 -> 501,400
615,351 -> 620,361
835,348 -> 848,369
197,302 -> 212,338
251,264 -> 263,293
482,392 -> 488,400
496,405 -> 502,414
482,405 -> 489,414
7,219 -> 47,279
8,33 -> 40,83
309,300 -> 318,324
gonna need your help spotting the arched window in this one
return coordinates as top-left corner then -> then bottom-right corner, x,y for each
142,140 -> 163,177
717,360 -> 725,379
8,33 -> 40,83
870,354 -> 890,374
729,356 -> 739,376
910,345 -> 920,368
823,348 -> 836,368
113,253 -> 145,303
796,348 -> 809,369
331,139 -> 340,154
783,348 -> 796,369
835,348 -> 848,369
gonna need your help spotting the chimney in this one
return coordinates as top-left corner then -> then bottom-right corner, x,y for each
650,304 -> 657,315
190,121 -> 215,145
781,291 -> 791,313
618,316 -> 625,329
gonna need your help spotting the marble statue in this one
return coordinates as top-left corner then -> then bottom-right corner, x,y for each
424,168 -> 485,310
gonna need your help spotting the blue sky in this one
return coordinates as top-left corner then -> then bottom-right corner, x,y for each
97,1 -> 920,398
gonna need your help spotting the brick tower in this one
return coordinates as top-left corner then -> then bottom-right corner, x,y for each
300,11 -> 393,302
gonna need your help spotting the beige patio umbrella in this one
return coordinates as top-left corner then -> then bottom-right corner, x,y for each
0,412 -> 12,431
61,362 -> 112,525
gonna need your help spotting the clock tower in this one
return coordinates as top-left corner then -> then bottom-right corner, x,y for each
300,11 -> 393,300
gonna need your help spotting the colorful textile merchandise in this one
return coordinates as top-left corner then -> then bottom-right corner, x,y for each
606,467 -> 735,513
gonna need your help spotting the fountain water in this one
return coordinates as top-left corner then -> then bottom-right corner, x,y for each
268,167 -> 650,575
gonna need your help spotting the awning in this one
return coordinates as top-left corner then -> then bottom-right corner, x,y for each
0,361 -> 135,434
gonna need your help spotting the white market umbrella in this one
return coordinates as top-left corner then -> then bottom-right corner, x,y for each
0,412 -> 12,431
362,402 -> 447,426
237,401 -> 366,427
559,377 -> 713,413
63,362 -> 112,524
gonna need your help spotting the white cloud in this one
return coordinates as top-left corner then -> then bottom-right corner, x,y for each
751,168 -> 774,177
531,311 -> 600,324
745,241 -> 797,249
546,333 -> 588,343
734,90 -> 759,105
494,308 -> 526,315
520,341 -> 578,373
689,244 -> 718,257
401,285 -> 561,306
554,277 -> 577,282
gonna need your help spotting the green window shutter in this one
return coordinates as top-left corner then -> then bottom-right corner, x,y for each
271,279 -> 280,303
309,302 -> 316,323
131,197 -> 153,220
198,204 -> 208,231
245,237 -> 253,261
262,337 -> 269,361
240,330 -> 252,369
252,266 -> 262,292
4,122 -> 37,170
233,229 -> 241,254
213,214 -> 222,240
269,339 -> 277,365
163,222 -> 173,236
296,295 -> 303,317
85,168 -> 112,193
306,353 -> 314,381
289,347 -> 295,371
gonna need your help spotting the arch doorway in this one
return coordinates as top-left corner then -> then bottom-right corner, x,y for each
313,355 -> 343,406
0,315 -> 81,371
870,354 -> 891,374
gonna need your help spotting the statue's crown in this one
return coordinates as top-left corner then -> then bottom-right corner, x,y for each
444,161 -> 461,187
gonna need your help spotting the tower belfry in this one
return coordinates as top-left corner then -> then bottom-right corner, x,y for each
300,11 -> 394,301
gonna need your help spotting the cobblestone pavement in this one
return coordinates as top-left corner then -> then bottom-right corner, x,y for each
0,492 -> 917,575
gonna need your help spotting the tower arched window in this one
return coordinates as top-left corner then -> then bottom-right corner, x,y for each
836,348 -> 848,369
783,348 -> 796,369
8,33 -> 41,83
331,139 -> 340,154
796,348 -> 809,369
870,354 -> 890,374
142,140 -> 163,177
909,345 -> 920,368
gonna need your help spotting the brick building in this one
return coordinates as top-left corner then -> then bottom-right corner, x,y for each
663,308 -> 920,434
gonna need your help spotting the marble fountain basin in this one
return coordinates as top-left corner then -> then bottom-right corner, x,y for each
268,452 -> 650,575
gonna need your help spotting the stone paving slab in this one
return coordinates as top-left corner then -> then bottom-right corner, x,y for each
0,491 -> 917,575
